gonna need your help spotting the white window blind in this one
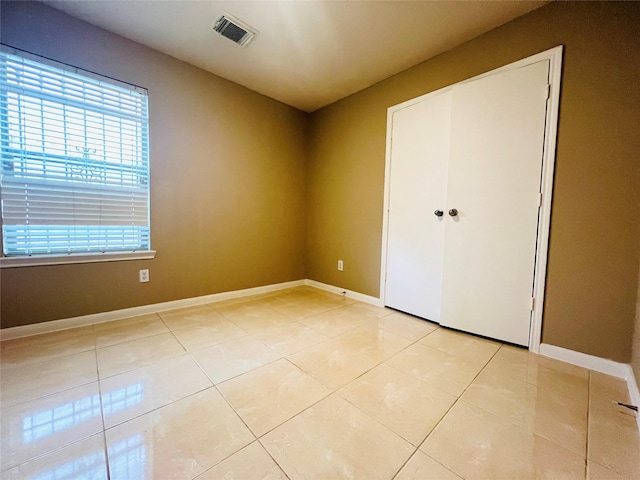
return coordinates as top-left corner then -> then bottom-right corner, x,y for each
0,48 -> 150,257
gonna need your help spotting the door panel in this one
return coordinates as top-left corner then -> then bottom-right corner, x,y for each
440,60 -> 550,346
385,90 -> 452,321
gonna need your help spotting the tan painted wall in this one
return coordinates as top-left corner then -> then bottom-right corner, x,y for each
0,2 -> 308,328
306,1 -> 640,362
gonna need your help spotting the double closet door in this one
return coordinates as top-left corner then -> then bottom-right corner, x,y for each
384,60 -> 550,347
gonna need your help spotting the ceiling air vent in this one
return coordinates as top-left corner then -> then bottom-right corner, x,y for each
212,12 -> 258,47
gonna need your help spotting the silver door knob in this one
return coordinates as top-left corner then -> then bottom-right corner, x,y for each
449,208 -> 458,217
434,210 -> 444,217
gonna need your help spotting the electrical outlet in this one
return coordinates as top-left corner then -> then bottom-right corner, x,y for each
139,269 -> 149,283
337,260 -> 344,271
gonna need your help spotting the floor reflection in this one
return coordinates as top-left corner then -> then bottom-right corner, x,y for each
22,383 -> 143,444
32,449 -> 106,480
22,395 -> 101,444
101,383 -> 144,418
108,434 -> 146,480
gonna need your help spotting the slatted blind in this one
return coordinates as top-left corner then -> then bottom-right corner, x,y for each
0,49 -> 150,256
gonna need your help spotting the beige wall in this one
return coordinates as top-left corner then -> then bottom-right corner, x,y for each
306,1 -> 640,362
0,2 -> 308,328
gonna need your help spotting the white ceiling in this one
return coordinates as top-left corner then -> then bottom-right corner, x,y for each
43,0 -> 548,112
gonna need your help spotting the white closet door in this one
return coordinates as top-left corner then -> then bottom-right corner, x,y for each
440,60 -> 550,346
385,90 -> 452,321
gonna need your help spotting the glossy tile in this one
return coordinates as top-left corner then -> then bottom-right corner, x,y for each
338,364 -> 456,445
419,327 -> 500,364
251,321 -> 329,356
157,305 -> 224,331
478,345 -> 532,379
0,326 -> 95,366
264,288 -> 358,309
105,388 -> 254,480
195,441 -> 287,480
213,303 -> 295,334
269,297 -> 351,321
93,313 -> 168,348
587,461 -> 632,480
421,401 -> 586,480
482,346 -> 589,402
462,370 -> 588,455
207,296 -> 257,309
287,334 -> 380,390
249,291 -> 325,310
1,350 -> 98,407
534,356 -> 590,402
394,451 -> 462,480
588,403 -> 640,478
171,320 -> 247,352
342,302 -> 395,317
96,332 -> 185,378
0,433 -> 107,480
212,301 -> 284,320
299,303 -> 388,337
100,354 -> 212,428
261,394 -> 414,479
1,383 -> 103,472
386,342 -> 484,397
590,371 -> 631,412
373,312 -> 438,341
191,336 -> 280,384
218,358 -> 330,437
272,287 -> 326,299
335,324 -> 413,362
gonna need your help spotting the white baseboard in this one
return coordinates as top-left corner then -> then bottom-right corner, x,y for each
303,279 -> 382,307
539,343 -> 629,378
0,279 -> 305,341
0,279 -> 383,341
540,343 -> 639,430
626,365 -> 640,432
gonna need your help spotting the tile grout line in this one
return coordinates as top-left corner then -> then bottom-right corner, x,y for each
258,357 -> 336,436
95,327 -> 113,480
240,327 -> 445,478
0,333 -> 104,474
284,317 -> 440,393
101,385 -> 215,432
255,438 -> 292,480
170,309 -> 266,453
96,310 -> 213,433
318,324 -> 469,480
0,433 -> 107,476
404,342 -> 505,480
448,345 -> 591,469
0,329 -> 99,408
332,393 -> 421,480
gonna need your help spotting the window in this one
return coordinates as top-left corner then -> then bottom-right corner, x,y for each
0,48 -> 152,266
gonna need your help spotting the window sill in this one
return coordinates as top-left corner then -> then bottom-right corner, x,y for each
0,251 -> 156,268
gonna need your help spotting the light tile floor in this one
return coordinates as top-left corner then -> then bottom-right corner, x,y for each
1,286 -> 639,479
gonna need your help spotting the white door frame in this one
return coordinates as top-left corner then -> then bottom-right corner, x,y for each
379,46 -> 563,353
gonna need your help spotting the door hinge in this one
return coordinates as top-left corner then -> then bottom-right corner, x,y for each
545,84 -> 551,100
538,193 -> 543,207
530,297 -> 535,311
